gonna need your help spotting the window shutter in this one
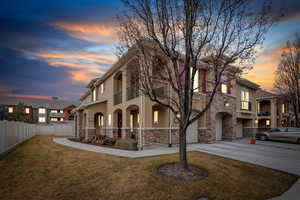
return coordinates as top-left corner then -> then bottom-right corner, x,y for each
227,75 -> 232,94
201,70 -> 207,93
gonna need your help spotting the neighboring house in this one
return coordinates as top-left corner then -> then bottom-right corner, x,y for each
73,48 -> 260,148
256,90 -> 296,128
63,104 -> 77,121
0,96 -> 78,123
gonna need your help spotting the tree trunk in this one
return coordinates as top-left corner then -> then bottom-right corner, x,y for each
179,126 -> 188,169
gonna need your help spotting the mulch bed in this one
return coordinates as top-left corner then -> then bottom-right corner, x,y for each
157,162 -> 208,181
68,138 -> 138,151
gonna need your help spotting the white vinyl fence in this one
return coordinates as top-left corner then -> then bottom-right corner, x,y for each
0,121 -> 36,154
0,121 -> 74,154
36,123 -> 74,136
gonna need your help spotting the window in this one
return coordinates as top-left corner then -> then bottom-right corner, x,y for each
39,108 -> 46,114
8,107 -> 13,113
130,114 -> 134,132
92,88 -> 97,101
25,108 -> 30,114
39,117 -> 46,122
282,104 -> 285,114
266,120 -> 270,126
51,118 -> 58,121
108,114 -> 112,126
60,118 -> 64,121
100,83 -> 104,94
153,110 -> 159,123
257,102 -> 260,113
51,110 -> 57,113
97,115 -> 104,126
190,70 -> 199,92
137,113 -> 139,124
59,110 -> 63,114
241,89 -> 250,110
288,128 -> 300,132
221,84 -> 227,94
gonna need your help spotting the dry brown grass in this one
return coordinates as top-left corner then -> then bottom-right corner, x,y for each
0,136 -> 297,200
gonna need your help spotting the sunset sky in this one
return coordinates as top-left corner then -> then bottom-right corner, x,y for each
0,0 -> 300,100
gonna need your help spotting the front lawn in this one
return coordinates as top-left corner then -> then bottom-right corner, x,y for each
0,136 -> 297,200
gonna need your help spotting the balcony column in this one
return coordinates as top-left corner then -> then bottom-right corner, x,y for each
271,99 -> 277,128
122,69 -> 127,102
85,110 -> 96,139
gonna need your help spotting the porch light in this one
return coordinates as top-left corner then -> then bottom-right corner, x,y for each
225,102 -> 230,107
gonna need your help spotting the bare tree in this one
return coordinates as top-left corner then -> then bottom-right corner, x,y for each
274,32 -> 300,127
118,0 -> 274,169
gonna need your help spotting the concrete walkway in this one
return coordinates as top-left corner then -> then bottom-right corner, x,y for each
53,137 -> 299,200
53,138 -> 186,158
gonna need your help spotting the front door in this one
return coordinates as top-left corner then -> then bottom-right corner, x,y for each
117,113 -> 122,138
236,119 -> 243,138
216,115 -> 222,141
186,120 -> 198,143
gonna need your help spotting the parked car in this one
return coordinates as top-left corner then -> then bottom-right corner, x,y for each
256,128 -> 300,144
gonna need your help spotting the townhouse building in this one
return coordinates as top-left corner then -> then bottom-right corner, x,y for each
256,90 -> 297,128
0,96 -> 78,123
73,47 -> 260,149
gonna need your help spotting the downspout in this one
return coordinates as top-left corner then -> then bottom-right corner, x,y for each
168,83 -> 172,147
139,69 -> 143,150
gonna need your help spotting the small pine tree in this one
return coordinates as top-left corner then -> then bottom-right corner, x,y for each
15,102 -> 32,123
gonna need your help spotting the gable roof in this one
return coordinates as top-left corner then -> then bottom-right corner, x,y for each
256,90 -> 278,99
236,78 -> 260,90
0,96 -> 79,110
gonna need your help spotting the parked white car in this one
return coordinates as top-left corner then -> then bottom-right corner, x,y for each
256,128 -> 300,144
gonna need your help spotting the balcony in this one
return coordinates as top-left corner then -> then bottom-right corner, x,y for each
127,87 -> 140,101
240,101 -> 252,112
258,112 -> 270,117
114,92 -> 122,105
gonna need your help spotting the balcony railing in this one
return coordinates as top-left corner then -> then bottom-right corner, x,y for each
258,111 -> 270,116
114,92 -> 122,105
240,101 -> 252,112
127,87 -> 140,101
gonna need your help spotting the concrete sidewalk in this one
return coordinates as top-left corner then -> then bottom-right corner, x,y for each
53,138 -> 186,158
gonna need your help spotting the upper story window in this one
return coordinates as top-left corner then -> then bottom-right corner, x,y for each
153,110 -> 159,123
100,83 -> 104,94
241,89 -> 250,110
59,110 -> 63,114
39,108 -> 46,114
51,110 -> 57,113
8,107 -> 13,113
92,88 -> 97,102
25,108 -> 30,114
190,69 -> 199,92
281,104 -> 285,114
221,84 -> 228,94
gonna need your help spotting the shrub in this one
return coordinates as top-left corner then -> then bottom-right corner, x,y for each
103,138 -> 116,146
115,139 -> 138,150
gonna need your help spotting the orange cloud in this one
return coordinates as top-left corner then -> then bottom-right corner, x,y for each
0,93 -> 53,99
48,60 -> 106,74
243,45 -> 285,90
68,71 -> 95,83
50,21 -> 117,43
15,48 -> 116,65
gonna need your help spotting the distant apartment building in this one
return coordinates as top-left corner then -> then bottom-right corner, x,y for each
0,96 -> 78,123
256,90 -> 297,128
73,46 -> 260,148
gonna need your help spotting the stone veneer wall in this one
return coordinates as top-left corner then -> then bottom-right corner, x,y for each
207,93 -> 237,141
142,129 -> 180,146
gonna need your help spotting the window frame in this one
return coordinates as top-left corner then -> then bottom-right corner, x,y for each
38,108 -> 46,114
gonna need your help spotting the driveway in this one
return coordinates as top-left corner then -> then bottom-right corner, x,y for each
190,138 -> 300,176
